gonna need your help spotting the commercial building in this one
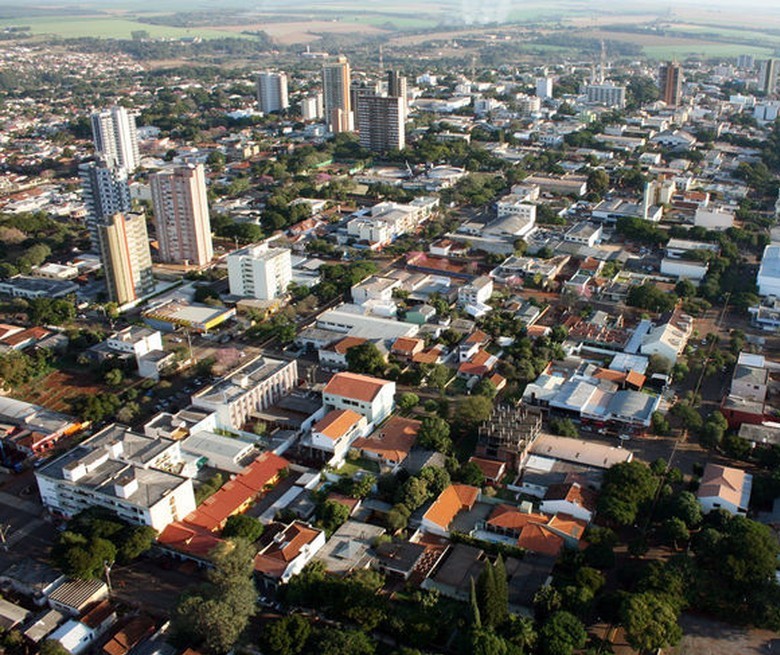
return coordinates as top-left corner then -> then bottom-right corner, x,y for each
347,197 -> 438,248
79,160 -> 132,252
316,304 -> 419,342
757,244 -> 780,297
0,276 -> 78,300
142,299 -> 235,334
0,396 -> 83,460
150,164 -> 213,267
659,61 -> 683,106
99,212 -> 154,305
322,56 -> 352,133
322,371 -> 396,425
90,106 -> 139,172
357,95 -> 405,152
585,84 -> 626,108
256,71 -> 289,114
34,425 -> 196,531
227,242 -> 292,300
192,355 -> 299,430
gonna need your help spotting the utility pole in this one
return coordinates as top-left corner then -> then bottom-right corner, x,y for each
104,560 -> 113,593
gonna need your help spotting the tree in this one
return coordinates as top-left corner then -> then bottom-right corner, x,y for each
675,279 -> 697,298
700,411 -> 728,448
587,169 -> 610,197
626,283 -> 676,313
598,461 -> 658,526
173,539 -> 257,654
425,363 -> 450,391
398,392 -> 420,412
419,466 -> 451,495
664,517 -> 690,549
417,416 -> 452,452
117,525 -> 156,562
222,514 -> 264,542
668,491 -> 702,527
647,354 -> 673,376
469,629 -> 509,655
476,559 -> 502,628
316,500 -> 350,536
345,342 -> 386,377
54,533 -> 117,579
104,368 -> 124,387
473,378 -> 498,399
549,418 -> 578,438
538,612 -> 587,655
621,593 -> 683,653
386,503 -> 410,532
533,585 -> 562,622
260,615 -> 311,655
40,641 -> 70,655
455,396 -> 493,428
315,628 -> 376,655
651,411 -> 671,436
457,461 -> 486,487
670,402 -> 703,431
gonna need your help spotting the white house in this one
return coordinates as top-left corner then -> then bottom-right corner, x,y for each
322,372 -> 396,425
660,258 -> 708,282
48,621 -> 98,655
539,482 -> 596,523
254,521 -> 327,586
697,464 -> 752,515
310,409 -> 367,467
105,326 -> 162,359
458,276 -> 494,316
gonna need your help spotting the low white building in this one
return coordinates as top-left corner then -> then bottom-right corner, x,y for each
322,372 -> 395,425
310,409 -> 367,467
564,222 -> 602,248
347,197 -> 439,248
697,463 -> 752,515
660,258 -> 708,282
180,430 -> 256,473
458,276 -> 493,308
640,319 -> 692,363
694,206 -> 734,231
227,242 -> 292,300
105,326 -> 163,359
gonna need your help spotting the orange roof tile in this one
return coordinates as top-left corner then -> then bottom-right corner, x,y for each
392,337 -> 425,356
468,456 -> 506,482
353,415 -> 420,463
313,409 -> 364,441
423,484 -> 479,530
323,372 -> 393,403
102,616 -> 156,655
464,329 -> 489,345
625,370 -> 646,388
412,345 -> 445,365
593,368 -> 627,383
697,464 -> 749,508
544,482 -> 597,512
517,523 -> 565,557
458,349 -> 497,377
254,522 -> 323,578
333,336 -> 367,355
486,505 -> 550,532
488,373 -> 506,390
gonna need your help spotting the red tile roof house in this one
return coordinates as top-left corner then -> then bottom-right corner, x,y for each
309,409 -> 367,468
254,521 -> 326,589
322,372 -> 396,426
421,484 -> 480,537
352,415 -> 421,472
539,482 -> 598,523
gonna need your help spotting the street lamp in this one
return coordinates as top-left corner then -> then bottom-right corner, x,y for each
0,523 -> 11,551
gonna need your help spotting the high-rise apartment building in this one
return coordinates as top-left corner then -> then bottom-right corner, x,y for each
535,77 -> 553,99
350,79 -> 380,127
90,106 -> 140,172
585,83 -> 626,109
659,61 -> 683,106
99,212 -> 154,305
301,94 -> 324,121
257,72 -> 289,114
760,59 -> 778,95
150,164 -> 213,267
387,70 -> 408,119
79,159 -> 132,252
357,95 -> 405,153
227,243 -> 292,300
322,56 -> 352,133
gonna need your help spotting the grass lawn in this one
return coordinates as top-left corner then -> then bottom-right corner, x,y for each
337,457 -> 380,476
0,15 -> 245,40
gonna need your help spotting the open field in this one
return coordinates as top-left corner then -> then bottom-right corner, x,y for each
13,369 -> 103,413
644,43 -> 776,59
219,19 -> 390,45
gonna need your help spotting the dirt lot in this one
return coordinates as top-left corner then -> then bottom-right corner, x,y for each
13,368 -> 104,412
674,614 -> 780,655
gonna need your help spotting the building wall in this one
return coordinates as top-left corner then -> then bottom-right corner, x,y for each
323,383 -> 395,425
539,499 -> 592,523
227,245 -> 292,300
697,496 -> 744,516
99,212 -> 154,305
257,72 -> 289,113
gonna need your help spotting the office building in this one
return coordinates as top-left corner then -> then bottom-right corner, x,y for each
35,424 -> 196,531
227,242 -> 292,300
760,59 -> 778,95
322,56 -> 353,133
387,69 -> 408,119
90,106 -> 140,172
79,160 -> 132,252
536,77 -> 553,99
99,212 -> 154,305
659,61 -> 683,106
257,71 -> 289,114
357,95 -> 405,153
585,84 -> 626,108
150,164 -> 213,267
301,94 -> 324,121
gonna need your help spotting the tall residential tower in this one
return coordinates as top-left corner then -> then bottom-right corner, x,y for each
90,106 -> 140,172
99,212 -> 154,305
357,95 -> 405,153
322,56 -> 352,133
79,159 -> 132,252
659,61 -> 683,106
257,72 -> 289,114
150,164 -> 213,267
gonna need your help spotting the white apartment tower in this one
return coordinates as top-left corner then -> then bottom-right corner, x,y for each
79,159 -> 132,252
257,71 -> 290,114
90,106 -> 140,172
99,212 -> 154,305
301,94 -> 324,121
227,243 -> 292,300
536,77 -> 553,99
585,83 -> 627,109
358,95 -> 405,152
322,56 -> 353,133
150,164 -> 213,267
